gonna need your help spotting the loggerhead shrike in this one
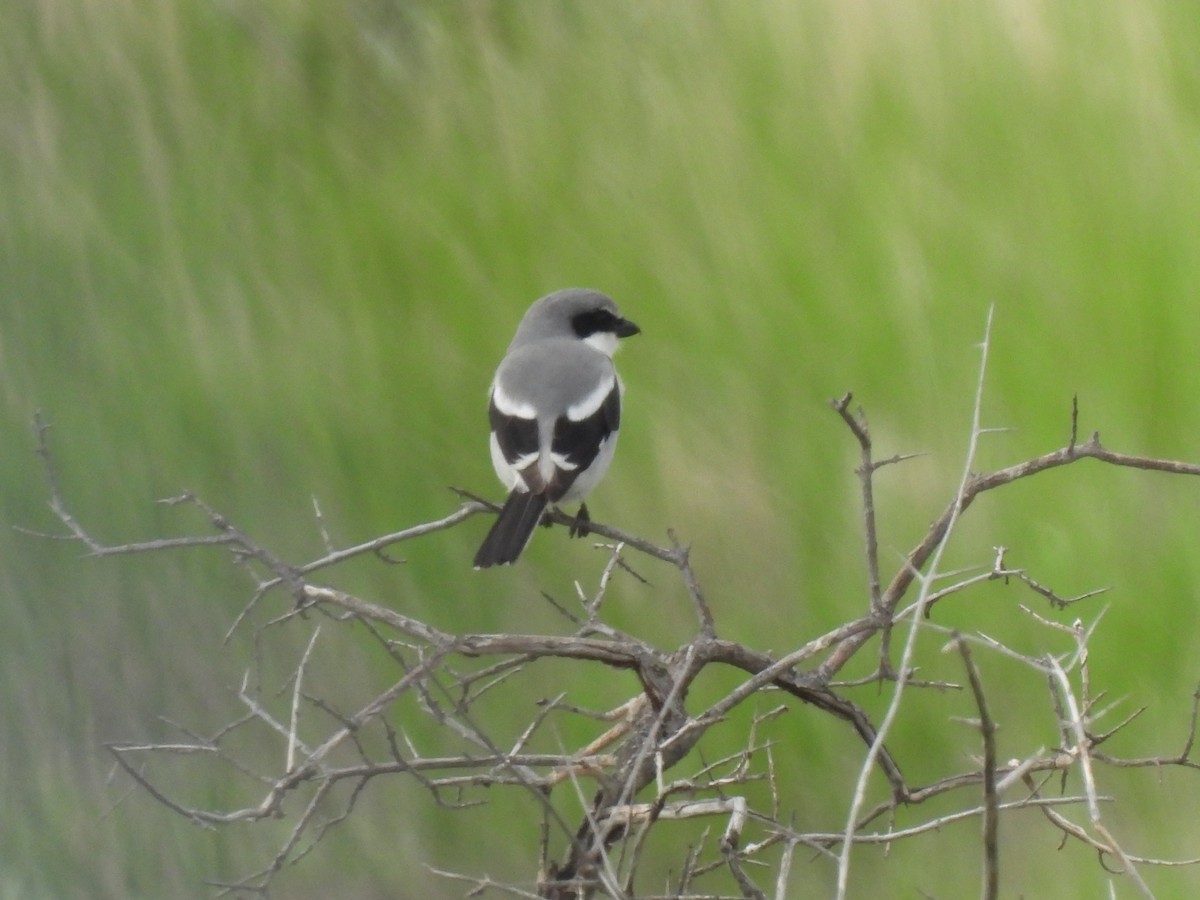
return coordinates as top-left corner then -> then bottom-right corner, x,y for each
474,289 -> 640,568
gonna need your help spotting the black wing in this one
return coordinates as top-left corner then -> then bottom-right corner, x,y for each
547,380 -> 621,502
489,392 -> 539,470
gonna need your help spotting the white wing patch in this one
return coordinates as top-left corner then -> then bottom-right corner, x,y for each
492,383 -> 537,419
549,452 -> 579,472
490,433 -> 536,492
567,373 -> 615,422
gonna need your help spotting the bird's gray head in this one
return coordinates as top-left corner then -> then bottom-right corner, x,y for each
510,288 -> 640,355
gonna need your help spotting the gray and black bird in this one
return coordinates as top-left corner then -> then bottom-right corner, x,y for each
474,289 -> 639,568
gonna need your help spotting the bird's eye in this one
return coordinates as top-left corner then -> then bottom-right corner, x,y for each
571,309 -> 619,339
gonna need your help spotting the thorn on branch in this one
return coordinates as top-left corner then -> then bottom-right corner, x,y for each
870,451 -> 927,472
372,547 -> 406,566
1069,395 -> 1080,453
1090,706 -> 1146,748
448,485 -> 500,511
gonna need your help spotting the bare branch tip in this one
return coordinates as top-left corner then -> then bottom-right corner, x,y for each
33,408 -> 52,435
830,392 -> 853,412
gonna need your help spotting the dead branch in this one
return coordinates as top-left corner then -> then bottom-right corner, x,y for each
23,353 -> 1200,898
951,633 -> 999,900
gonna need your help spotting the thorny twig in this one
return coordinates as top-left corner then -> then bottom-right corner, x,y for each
23,338 -> 1200,898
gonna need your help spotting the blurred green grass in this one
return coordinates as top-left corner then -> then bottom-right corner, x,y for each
4,1 -> 1200,896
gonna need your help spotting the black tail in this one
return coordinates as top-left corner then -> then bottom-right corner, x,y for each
473,491 -> 548,568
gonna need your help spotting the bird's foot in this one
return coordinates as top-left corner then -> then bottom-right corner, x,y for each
568,503 -> 592,538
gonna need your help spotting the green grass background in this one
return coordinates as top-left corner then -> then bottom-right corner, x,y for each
4,1 -> 1200,897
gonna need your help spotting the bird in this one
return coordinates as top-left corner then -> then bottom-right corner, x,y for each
474,288 -> 640,568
